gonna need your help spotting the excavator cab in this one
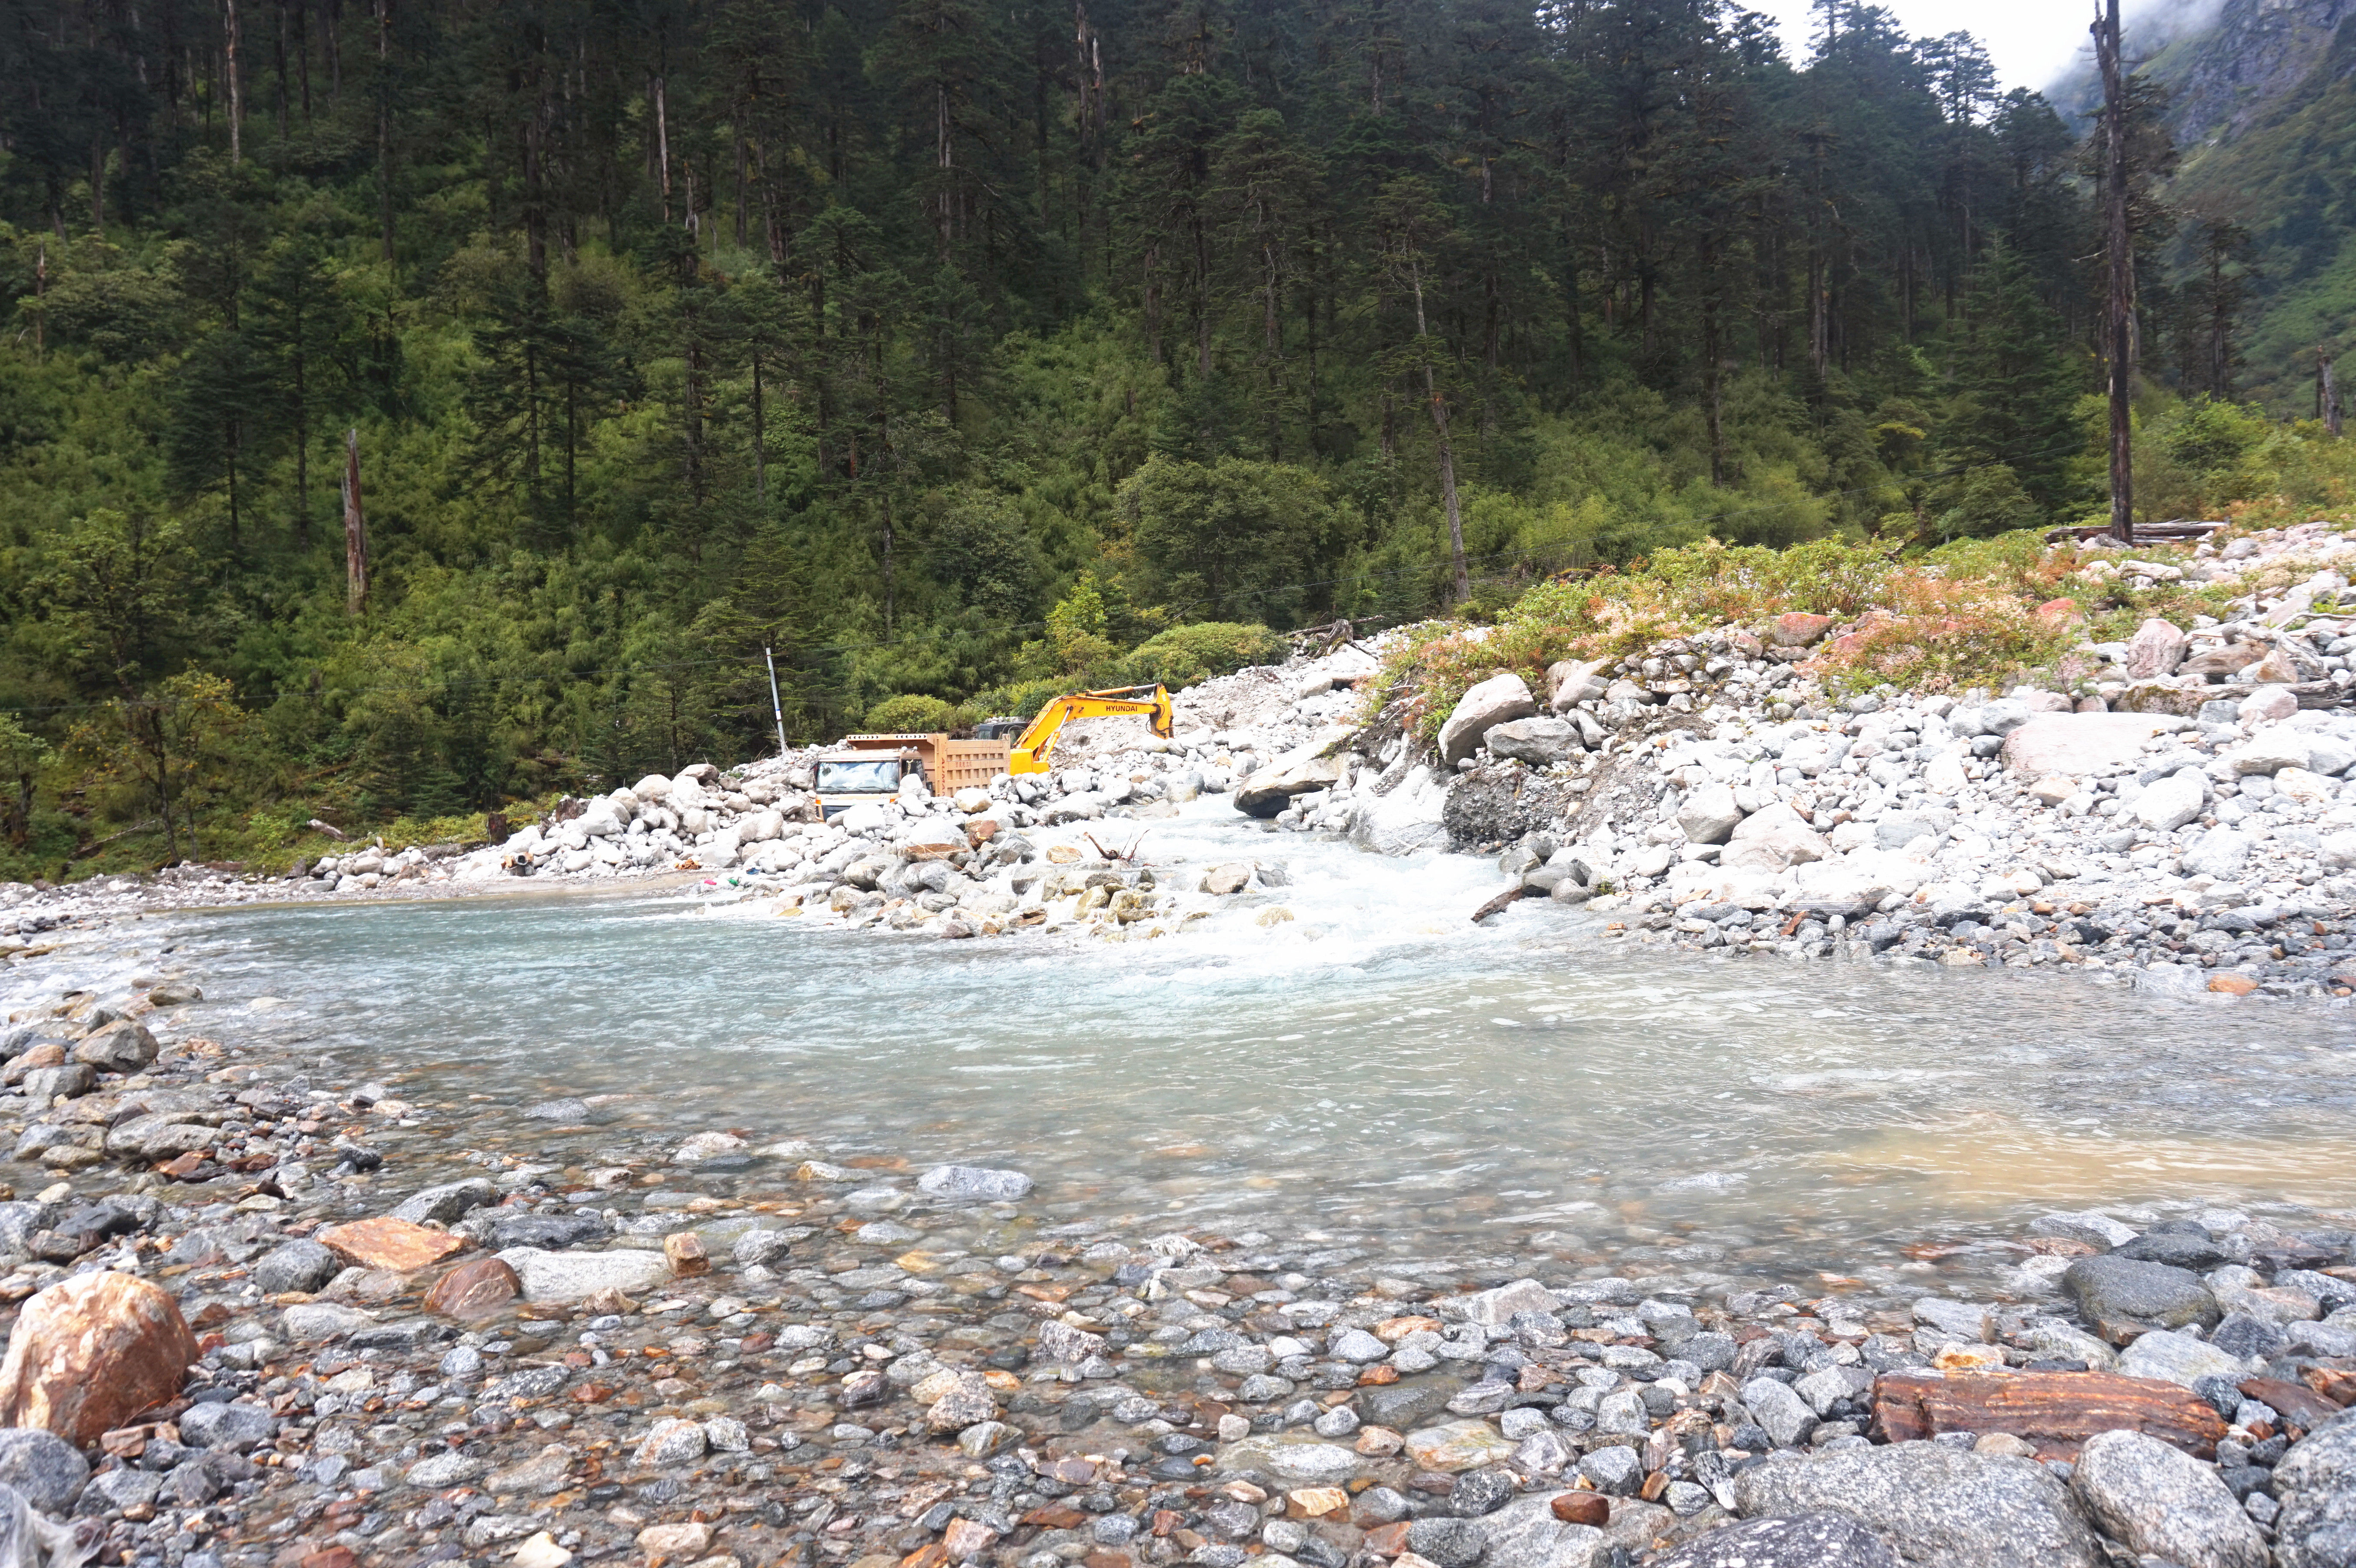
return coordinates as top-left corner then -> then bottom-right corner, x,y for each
1007,685 -> 1175,774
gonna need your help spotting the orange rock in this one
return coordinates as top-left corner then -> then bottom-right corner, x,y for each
1550,1492 -> 1609,1526
318,1217 -> 469,1273
0,1271 -> 200,1446
2208,973 -> 2260,996
1361,1523 -> 1411,1556
942,1519 -> 998,1559
663,1233 -> 709,1277
2035,597 -> 2083,627
423,1257 -> 523,1320
1770,612 -> 1835,647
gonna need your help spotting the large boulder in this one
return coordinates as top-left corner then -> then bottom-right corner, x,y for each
1677,784 -> 1744,844
1731,1441 -> 2101,1568
1349,767 -> 1451,856
1484,717 -> 1580,766
2070,1429 -> 2266,1568
70,1021 -> 158,1075
1999,714 -> 2176,778
1647,1514 -> 1897,1568
0,1271 -> 199,1446
2122,619 -> 2189,679
1438,674 -> 1538,766
2274,1412 -> 2356,1568
1235,745 -> 1345,819
1720,803 -> 1826,873
1546,661 -> 1608,712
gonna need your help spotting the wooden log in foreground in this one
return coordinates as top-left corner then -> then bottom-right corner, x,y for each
1870,1370 -> 2227,1460
1471,885 -> 1532,923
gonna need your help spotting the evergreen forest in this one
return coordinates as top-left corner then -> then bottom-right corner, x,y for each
0,0 -> 2346,876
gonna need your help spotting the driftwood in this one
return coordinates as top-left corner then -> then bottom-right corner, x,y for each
1471,886 -> 1532,923
305,819 -> 348,841
2047,519 -> 2227,544
1870,1370 -> 2226,1460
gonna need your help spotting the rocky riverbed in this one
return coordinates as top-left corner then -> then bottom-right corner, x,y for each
0,920 -> 2352,1568
3,518 -> 2356,1566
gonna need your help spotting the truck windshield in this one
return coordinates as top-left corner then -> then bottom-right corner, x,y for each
817,759 -> 902,793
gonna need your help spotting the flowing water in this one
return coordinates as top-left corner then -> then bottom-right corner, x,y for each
51,799 -> 2356,1297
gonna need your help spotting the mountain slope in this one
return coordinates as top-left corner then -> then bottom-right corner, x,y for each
2057,0 -> 2356,412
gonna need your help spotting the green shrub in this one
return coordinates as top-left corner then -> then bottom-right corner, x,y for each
1119,622 -> 1284,688
964,679 -> 1069,726
861,693 -> 957,733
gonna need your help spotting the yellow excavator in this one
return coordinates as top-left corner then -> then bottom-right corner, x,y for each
995,684 -> 1175,774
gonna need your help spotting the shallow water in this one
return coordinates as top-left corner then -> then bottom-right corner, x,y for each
59,799 -> 2356,1295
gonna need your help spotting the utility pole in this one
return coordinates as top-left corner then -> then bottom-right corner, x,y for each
2095,0 -> 2134,544
763,647 -> 789,757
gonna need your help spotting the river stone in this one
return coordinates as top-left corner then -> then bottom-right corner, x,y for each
1331,1329 -> 1389,1363
2030,1212 -> 2136,1251
1405,1518 -> 1484,1568
497,1246 -> 672,1305
2115,1329 -> 2257,1389
1215,1436 -> 1359,1484
486,1213 -> 610,1250
522,1098 -> 590,1122
70,1021 -> 158,1074
392,1177 -> 497,1225
1462,1278 -> 1558,1325
633,1418 -> 708,1468
1731,1442 -> 2101,1568
916,1164 -> 1034,1201
2135,771 -> 2207,832
1646,1513 -> 1899,1568
1999,714 -> 2173,778
1485,717 -> 1579,766
282,1303 -> 376,1342
408,1451 -> 489,1489
181,1400 -> 277,1451
485,1444 -> 576,1496
1464,1493 -> 1609,1568
2275,1412 -> 2356,1568
1439,675 -> 1539,767
1577,1446 -> 1641,1496
251,1239 -> 341,1295
1406,1420 -> 1517,1473
2070,1429 -> 2266,1568
0,1429 -> 87,1511
1678,784 -> 1744,844
1741,1377 -> 1816,1448
1360,1377 -> 1466,1432
2062,1255 -> 2220,1342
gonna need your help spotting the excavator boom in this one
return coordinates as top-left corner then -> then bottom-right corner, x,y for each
1007,685 -> 1174,774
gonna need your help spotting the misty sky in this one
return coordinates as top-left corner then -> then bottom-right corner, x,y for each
1748,0 -> 2187,91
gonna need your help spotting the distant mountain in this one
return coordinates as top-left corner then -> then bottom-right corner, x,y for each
2056,0 -> 2356,413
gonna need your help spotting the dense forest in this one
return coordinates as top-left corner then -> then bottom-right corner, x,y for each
0,0 -> 2342,876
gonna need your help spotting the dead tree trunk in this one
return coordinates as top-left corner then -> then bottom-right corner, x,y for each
342,429 -> 370,615
2096,0 -> 2134,545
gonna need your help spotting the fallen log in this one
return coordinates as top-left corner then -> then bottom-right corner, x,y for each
1870,1369 -> 2227,1460
1471,886 -> 1532,923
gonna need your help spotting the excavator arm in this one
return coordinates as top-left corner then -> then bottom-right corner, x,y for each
1007,685 -> 1174,774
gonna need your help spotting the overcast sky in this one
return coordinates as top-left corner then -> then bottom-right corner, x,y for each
1745,0 -> 2124,91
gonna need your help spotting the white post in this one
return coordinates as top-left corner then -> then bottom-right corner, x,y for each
764,646 -> 789,758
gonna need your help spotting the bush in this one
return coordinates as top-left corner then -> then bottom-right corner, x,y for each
965,679 -> 1069,726
1119,622 -> 1284,688
861,693 -> 957,733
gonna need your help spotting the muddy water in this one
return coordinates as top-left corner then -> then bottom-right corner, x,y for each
103,798 -> 2356,1297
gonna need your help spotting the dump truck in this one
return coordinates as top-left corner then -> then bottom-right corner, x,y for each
811,732 -> 1010,820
